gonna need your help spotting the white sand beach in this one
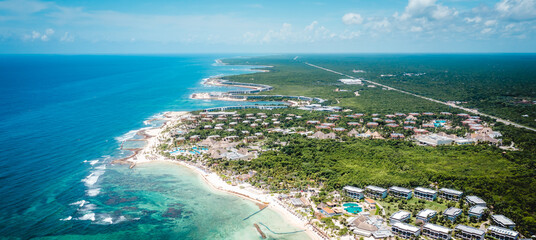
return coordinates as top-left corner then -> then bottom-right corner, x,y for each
123,111 -> 324,240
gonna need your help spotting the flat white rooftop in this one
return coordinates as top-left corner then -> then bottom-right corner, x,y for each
492,215 -> 515,226
389,186 -> 412,194
417,209 -> 437,219
455,225 -> 485,235
392,222 -> 420,233
467,195 -> 486,205
488,226 -> 519,237
366,185 -> 387,192
344,186 -> 364,193
415,187 -> 437,195
423,223 -> 451,234
391,210 -> 411,221
439,188 -> 463,195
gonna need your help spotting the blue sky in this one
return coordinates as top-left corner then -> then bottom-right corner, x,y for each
0,0 -> 535,53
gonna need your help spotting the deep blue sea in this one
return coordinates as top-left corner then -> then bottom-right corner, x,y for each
0,55 -> 308,239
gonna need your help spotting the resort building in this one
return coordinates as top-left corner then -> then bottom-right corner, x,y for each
439,188 -> 463,201
454,224 -> 485,240
422,223 -> 452,240
444,207 -> 462,222
389,186 -> 413,199
321,207 -> 336,217
366,186 -> 388,199
290,198 -> 305,207
491,215 -> 516,229
414,187 -> 438,201
391,222 -> 420,239
466,196 -> 486,207
367,122 -> 379,127
390,210 -> 412,224
415,134 -> 454,146
468,206 -> 487,220
343,186 -> 365,200
416,209 -> 437,223
487,226 -> 519,240
390,133 -> 405,139
364,198 -> 376,210
348,215 -> 382,237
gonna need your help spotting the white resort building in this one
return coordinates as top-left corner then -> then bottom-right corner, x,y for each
389,186 -> 413,200
454,224 -> 485,240
416,209 -> 437,223
422,223 -> 452,240
466,195 -> 486,207
366,185 -> 388,199
414,187 -> 438,201
390,210 -> 412,224
343,186 -> 365,200
439,188 -> 463,201
391,222 -> 420,239
491,215 -> 516,229
487,226 -> 519,240
468,206 -> 487,219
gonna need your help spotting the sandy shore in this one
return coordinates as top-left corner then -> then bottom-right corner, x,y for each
118,111 -> 324,240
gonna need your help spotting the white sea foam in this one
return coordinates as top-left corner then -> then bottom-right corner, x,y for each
78,213 -> 95,221
101,216 -> 113,224
89,160 -> 99,165
79,203 -> 97,212
60,216 -> 72,221
70,200 -> 88,207
86,188 -> 101,197
115,127 -> 151,142
115,215 -> 127,224
94,164 -> 106,170
82,170 -> 105,186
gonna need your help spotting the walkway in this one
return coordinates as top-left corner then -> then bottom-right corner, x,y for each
305,62 -> 536,133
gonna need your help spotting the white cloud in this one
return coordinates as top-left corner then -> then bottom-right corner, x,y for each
338,30 -> 360,40
45,28 -> 55,35
0,0 -> 51,14
400,0 -> 455,20
464,17 -> 482,23
40,34 -> 49,41
31,31 -> 40,39
485,20 -> 497,26
496,0 -> 536,21
411,26 -> 423,32
367,18 -> 391,32
481,28 -> 493,34
342,13 -> 363,25
305,21 -> 318,31
60,32 -> 74,42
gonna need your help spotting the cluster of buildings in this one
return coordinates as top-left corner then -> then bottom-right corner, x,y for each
342,185 -> 520,240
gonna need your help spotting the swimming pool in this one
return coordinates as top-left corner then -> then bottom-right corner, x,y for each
343,203 -> 362,214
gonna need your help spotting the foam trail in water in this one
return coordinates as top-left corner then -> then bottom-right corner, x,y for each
82,170 -> 105,186
86,188 -> 101,197
115,127 -> 151,142
78,213 -> 95,221
60,216 -> 72,221
70,200 -> 88,207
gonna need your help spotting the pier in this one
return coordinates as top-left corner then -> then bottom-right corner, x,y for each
243,206 -> 268,221
258,222 -> 306,235
254,223 -> 266,239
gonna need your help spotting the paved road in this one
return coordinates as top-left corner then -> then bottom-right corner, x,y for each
305,62 -> 536,133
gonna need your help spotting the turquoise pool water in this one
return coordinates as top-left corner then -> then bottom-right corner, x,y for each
343,203 -> 362,214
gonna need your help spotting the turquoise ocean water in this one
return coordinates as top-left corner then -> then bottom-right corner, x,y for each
0,55 -> 308,239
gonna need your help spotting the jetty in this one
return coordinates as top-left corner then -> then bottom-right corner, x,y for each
254,223 -> 266,239
243,206 -> 267,221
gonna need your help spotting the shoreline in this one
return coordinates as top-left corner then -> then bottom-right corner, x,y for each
116,113 -> 323,240
111,60 -> 324,239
